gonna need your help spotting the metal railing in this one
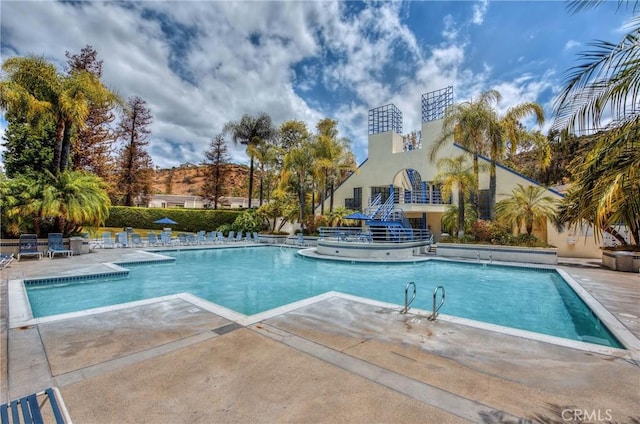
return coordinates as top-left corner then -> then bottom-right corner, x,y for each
318,227 -> 432,244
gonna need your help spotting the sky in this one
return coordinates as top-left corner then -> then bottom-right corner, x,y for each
0,1 -> 635,169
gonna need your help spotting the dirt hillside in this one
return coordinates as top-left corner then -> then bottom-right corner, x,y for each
152,163 -> 250,197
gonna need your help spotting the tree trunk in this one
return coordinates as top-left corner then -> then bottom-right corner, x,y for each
59,119 -> 74,172
52,118 -> 65,174
329,180 -> 335,212
457,188 -> 465,238
248,156 -> 254,208
472,154 -> 480,219
259,174 -> 264,206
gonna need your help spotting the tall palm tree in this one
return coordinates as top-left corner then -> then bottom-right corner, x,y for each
487,102 -> 546,220
0,56 -> 117,174
433,155 -> 476,237
281,141 -> 314,225
553,1 -> 640,246
496,184 -> 557,236
224,113 -> 275,208
430,90 -> 500,217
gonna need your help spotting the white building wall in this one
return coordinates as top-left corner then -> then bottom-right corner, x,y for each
324,115 -> 602,258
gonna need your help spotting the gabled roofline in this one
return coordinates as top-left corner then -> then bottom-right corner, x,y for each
453,143 -> 565,197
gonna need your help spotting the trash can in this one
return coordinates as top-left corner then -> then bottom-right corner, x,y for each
69,236 -> 84,255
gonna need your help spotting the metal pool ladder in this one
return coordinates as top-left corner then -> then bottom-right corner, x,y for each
428,286 -> 445,321
400,281 -> 416,314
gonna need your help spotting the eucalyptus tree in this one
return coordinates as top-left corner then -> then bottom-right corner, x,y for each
553,0 -> 640,246
0,55 -> 117,175
224,113 -> 275,208
495,184 -> 557,236
430,90 -> 500,216
433,155 -> 476,238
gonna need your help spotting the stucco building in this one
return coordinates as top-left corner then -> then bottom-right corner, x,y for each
322,87 -> 602,258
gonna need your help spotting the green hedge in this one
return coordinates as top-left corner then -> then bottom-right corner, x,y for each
105,207 -> 242,233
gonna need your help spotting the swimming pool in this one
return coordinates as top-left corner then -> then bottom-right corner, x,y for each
25,247 -> 623,348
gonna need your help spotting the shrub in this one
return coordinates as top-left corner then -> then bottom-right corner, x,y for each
105,206 -> 240,233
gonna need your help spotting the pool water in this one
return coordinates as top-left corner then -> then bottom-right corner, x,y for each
26,247 -> 623,348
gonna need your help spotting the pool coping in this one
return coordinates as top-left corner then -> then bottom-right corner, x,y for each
8,246 -> 640,360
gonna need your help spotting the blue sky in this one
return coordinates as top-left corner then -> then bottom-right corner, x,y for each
0,1 -> 634,169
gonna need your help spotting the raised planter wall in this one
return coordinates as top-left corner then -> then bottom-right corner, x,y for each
436,243 -> 558,265
316,239 -> 430,260
602,251 -> 640,273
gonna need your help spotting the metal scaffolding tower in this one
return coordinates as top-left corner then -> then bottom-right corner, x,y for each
368,104 -> 403,135
421,86 -> 454,122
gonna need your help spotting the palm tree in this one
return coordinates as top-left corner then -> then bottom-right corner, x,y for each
495,184 -> 557,236
0,56 -> 118,174
1,170 -> 111,236
430,90 -> 500,217
441,203 -> 478,236
487,102 -> 546,220
553,1 -> 640,246
433,155 -> 476,237
281,141 -> 314,225
224,113 -> 275,208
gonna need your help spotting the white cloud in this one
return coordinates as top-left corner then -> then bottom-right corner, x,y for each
564,40 -> 580,50
472,0 -> 489,25
0,0 -> 566,170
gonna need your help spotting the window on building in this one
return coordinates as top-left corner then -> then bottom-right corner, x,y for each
345,187 -> 362,210
478,189 -> 490,220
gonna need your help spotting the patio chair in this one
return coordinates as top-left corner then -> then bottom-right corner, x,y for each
0,387 -> 71,424
253,232 -> 262,243
160,231 -> 175,246
116,232 -> 129,248
131,233 -> 145,248
217,231 -> 227,243
235,231 -> 244,242
0,253 -> 14,270
197,230 -> 208,245
102,232 -> 115,249
17,234 -> 43,261
206,231 -> 218,244
47,233 -> 73,259
147,233 -> 160,246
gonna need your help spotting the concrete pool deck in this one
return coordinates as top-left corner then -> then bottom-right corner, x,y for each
1,245 -> 639,422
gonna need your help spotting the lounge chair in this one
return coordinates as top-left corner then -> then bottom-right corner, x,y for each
102,232 -> 115,249
0,253 -> 14,270
147,233 -> 160,246
235,231 -> 244,242
252,232 -> 262,243
206,231 -> 218,244
197,231 -> 208,245
160,231 -> 175,246
131,233 -> 145,248
17,234 -> 43,260
116,232 -> 129,248
47,233 -> 73,259
216,231 -> 227,243
227,231 -> 235,243
1,387 -> 71,424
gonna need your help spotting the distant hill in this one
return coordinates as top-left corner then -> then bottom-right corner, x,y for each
152,163 -> 250,197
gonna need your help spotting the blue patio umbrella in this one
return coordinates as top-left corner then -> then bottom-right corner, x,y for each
345,212 -> 371,220
153,217 -> 178,225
